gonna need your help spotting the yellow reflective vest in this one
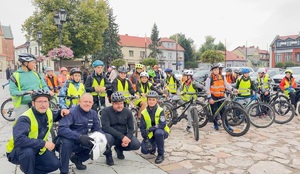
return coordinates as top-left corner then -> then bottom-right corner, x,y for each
90,78 -> 105,97
141,106 -> 170,139
180,82 -> 197,102
238,78 -> 251,96
6,108 -> 52,155
257,74 -> 269,90
167,76 -> 177,94
66,83 -> 85,107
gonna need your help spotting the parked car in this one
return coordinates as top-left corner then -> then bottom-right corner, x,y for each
172,70 -> 182,81
271,67 -> 300,90
250,70 -> 279,81
193,70 -> 210,83
222,67 -> 254,76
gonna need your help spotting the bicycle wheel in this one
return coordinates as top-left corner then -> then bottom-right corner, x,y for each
271,100 -> 295,124
49,101 -> 59,111
131,108 -> 139,137
1,98 -> 15,122
160,101 -> 175,128
247,102 -> 275,128
227,101 -> 245,126
190,107 -> 199,141
195,100 -> 209,128
222,106 -> 250,137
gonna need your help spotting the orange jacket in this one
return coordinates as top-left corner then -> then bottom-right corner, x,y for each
279,76 -> 296,91
45,75 -> 59,93
225,74 -> 236,84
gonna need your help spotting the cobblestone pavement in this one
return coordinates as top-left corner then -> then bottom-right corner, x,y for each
1,78 -> 300,173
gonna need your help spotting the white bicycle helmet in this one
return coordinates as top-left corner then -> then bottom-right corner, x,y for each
140,72 -> 149,78
89,131 -> 107,160
183,70 -> 193,76
257,68 -> 266,74
217,63 -> 224,68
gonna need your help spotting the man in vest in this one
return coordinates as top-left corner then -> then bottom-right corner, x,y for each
9,53 -> 52,118
164,68 -> 180,96
6,89 -> 69,174
178,70 -> 205,132
85,60 -> 111,111
57,67 -> 69,88
225,68 -> 236,84
279,69 -> 297,108
57,93 -> 112,173
205,64 -> 237,131
45,67 -> 60,94
257,68 -> 271,103
101,92 -> 141,166
140,91 -> 170,164
153,64 -> 164,84
59,67 -> 85,109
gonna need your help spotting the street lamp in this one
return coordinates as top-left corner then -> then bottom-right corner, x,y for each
25,40 -> 30,53
54,8 -> 67,67
36,31 -> 43,73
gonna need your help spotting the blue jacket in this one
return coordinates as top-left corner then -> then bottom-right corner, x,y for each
58,80 -> 85,109
57,105 -> 103,141
140,105 -> 166,139
12,107 -> 62,150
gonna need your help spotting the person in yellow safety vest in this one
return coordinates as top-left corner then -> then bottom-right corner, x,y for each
6,89 -> 69,174
85,60 -> 111,111
59,67 -> 85,109
140,91 -> 170,164
257,68 -> 271,103
164,68 -> 180,97
9,53 -> 53,119
178,70 -> 205,132
112,66 -> 139,105
134,72 -> 166,120
279,69 -> 297,109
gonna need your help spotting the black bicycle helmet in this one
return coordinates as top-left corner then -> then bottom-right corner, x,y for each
225,67 -> 232,72
70,67 -> 82,75
18,53 -> 36,63
31,89 -> 51,101
111,92 -> 125,102
210,64 -> 219,70
146,91 -> 159,99
118,66 -> 128,73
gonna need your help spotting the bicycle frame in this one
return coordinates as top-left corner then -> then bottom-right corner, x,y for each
171,97 -> 196,124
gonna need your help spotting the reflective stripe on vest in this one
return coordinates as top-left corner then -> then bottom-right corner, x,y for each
180,82 -> 197,101
140,82 -> 152,94
210,74 -> 225,98
66,83 -> 85,107
141,107 -> 170,139
257,74 -> 269,90
167,76 -> 177,93
238,78 -> 251,96
12,71 -> 42,108
6,108 -> 53,155
91,78 -> 105,97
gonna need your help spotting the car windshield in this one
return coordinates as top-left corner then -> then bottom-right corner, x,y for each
194,70 -> 209,76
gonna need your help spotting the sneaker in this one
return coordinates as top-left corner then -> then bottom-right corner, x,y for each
70,155 -> 87,170
186,126 -> 192,133
114,146 -> 125,159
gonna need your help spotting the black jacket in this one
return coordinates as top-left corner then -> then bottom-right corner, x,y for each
101,106 -> 134,140
85,71 -> 112,95
112,76 -> 136,95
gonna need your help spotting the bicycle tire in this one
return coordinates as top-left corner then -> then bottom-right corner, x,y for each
1,98 -> 15,122
190,107 -> 199,141
222,106 -> 250,137
227,101 -> 245,126
160,101 -> 175,128
271,100 -> 295,124
50,127 -> 57,143
247,102 -> 275,128
49,101 -> 59,111
195,101 -> 209,128
131,108 -> 139,137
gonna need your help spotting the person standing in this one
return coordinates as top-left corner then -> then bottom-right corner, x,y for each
57,67 -> 69,88
44,67 -> 60,94
2,65 -> 13,89
153,65 -> 164,84
108,66 -> 118,82
279,69 -> 297,109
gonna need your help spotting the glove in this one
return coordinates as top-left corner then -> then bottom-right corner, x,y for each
148,126 -> 157,132
79,135 -> 94,149
145,139 -> 152,150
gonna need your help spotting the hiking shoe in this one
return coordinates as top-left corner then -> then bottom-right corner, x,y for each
105,154 -> 114,166
70,155 -> 87,170
114,146 -> 125,159
155,155 -> 164,164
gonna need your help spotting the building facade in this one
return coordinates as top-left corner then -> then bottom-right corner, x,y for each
0,24 -> 15,71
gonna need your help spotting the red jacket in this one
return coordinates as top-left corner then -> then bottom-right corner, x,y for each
279,76 -> 296,90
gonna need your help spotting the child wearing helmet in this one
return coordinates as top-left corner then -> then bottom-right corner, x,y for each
225,68 -> 236,84
58,67 -> 69,87
279,69 -> 297,108
140,91 -> 170,164
85,60 -> 111,111
205,64 -> 237,131
178,69 -> 205,132
257,68 -> 271,103
59,67 -> 85,109
164,68 -> 180,96
130,63 -> 144,91
45,67 -> 60,94
147,69 -> 156,83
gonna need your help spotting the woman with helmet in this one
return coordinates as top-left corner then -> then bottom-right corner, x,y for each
164,68 -> 180,96
257,68 -> 271,103
225,67 -> 236,84
58,67 -> 69,87
279,69 -> 297,108
44,67 -> 60,94
6,89 -> 69,174
147,69 -> 156,83
178,69 -> 205,132
59,67 -> 85,109
9,53 -> 51,118
206,64 -> 237,131
85,60 -> 111,111
140,91 -> 170,164
130,63 -> 144,91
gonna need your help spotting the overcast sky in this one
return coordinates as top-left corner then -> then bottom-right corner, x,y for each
1,0 -> 299,51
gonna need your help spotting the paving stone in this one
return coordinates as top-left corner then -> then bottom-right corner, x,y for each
248,161 -> 292,174
203,165 -> 215,172
224,156 -> 254,167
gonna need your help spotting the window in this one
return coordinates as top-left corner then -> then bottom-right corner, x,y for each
129,50 -> 134,57
276,41 -> 280,47
285,53 -> 292,62
287,41 -> 291,46
275,54 -> 281,63
296,53 -> 300,62
168,53 -> 172,59
35,47 -> 37,55
140,51 -> 145,58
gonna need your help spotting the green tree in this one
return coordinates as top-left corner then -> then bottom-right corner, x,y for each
93,5 -> 123,66
141,57 -> 158,68
197,35 -> 225,60
148,23 -> 162,58
111,58 -> 126,69
200,50 -> 224,64
185,61 -> 198,69
22,0 -> 108,58
275,62 -> 285,68
285,61 -> 296,68
169,33 -> 194,64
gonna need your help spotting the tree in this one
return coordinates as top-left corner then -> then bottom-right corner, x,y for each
111,58 -> 126,69
141,57 -> 158,68
22,0 -> 108,58
185,61 -> 198,69
148,23 -> 162,58
169,33 -> 194,64
200,50 -> 224,64
197,35 -> 225,60
93,5 -> 123,66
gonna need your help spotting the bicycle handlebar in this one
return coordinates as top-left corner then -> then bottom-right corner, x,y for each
57,95 -> 80,100
15,91 -> 31,97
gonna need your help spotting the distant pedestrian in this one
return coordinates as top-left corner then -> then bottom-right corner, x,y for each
2,65 -> 12,89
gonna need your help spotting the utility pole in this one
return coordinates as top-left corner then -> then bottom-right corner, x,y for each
176,34 -> 178,70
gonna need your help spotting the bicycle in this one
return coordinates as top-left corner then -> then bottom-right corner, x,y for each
124,96 -> 139,138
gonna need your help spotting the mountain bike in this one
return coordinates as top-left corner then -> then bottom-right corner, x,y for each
124,96 -> 139,137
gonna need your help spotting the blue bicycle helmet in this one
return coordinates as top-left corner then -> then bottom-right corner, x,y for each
92,60 -> 104,68
241,68 -> 250,74
164,68 -> 172,73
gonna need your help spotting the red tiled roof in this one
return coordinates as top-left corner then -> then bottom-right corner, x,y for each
15,43 -> 26,49
220,50 -> 246,61
258,48 -> 269,54
278,35 -> 300,40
